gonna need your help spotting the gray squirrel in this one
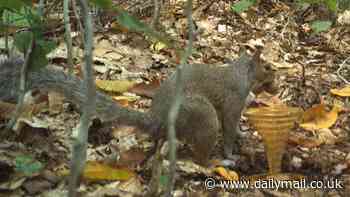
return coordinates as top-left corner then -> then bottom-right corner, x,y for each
0,49 -> 275,165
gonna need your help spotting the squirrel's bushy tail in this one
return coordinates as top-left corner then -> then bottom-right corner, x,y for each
0,57 -> 154,131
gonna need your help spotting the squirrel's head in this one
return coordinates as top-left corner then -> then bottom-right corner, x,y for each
238,47 -> 276,94
250,48 -> 276,94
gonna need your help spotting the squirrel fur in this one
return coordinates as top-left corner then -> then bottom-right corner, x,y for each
0,50 -> 274,165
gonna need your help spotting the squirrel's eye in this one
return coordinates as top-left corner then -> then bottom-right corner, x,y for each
264,64 -> 272,71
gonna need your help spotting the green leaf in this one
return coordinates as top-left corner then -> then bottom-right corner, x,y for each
338,0 -> 350,10
0,0 -> 25,11
13,31 -> 31,53
310,20 -> 332,33
90,0 -> 113,9
324,0 -> 337,12
3,10 -> 29,26
29,53 -> 48,70
159,175 -> 168,187
231,0 -> 256,14
14,31 -> 57,70
37,39 -> 56,55
15,155 -> 44,176
296,0 -> 311,9
116,9 -> 149,33
28,40 -> 56,70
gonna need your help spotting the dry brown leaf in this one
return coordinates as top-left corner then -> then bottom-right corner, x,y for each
48,91 -> 64,114
255,91 -> 283,106
0,101 -> 37,120
288,132 -> 323,148
110,21 -> 130,33
117,148 -> 147,169
300,104 -> 341,130
271,61 -> 295,68
0,100 -> 48,132
0,101 -> 17,120
318,128 -> 338,145
330,86 -> 350,97
129,79 -> 161,98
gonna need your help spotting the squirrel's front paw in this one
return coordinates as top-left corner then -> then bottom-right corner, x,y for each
224,142 -> 241,163
221,154 -> 240,167
224,152 -> 240,163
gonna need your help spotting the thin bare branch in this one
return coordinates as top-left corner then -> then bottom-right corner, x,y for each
64,0 -> 74,71
6,35 -> 34,130
166,0 -> 193,196
68,0 -> 95,196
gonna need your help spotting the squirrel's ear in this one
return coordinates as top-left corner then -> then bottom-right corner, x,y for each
252,46 -> 263,62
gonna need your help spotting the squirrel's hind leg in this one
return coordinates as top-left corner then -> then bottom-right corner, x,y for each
176,95 -> 219,166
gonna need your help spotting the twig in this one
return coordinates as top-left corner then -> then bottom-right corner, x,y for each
280,15 -> 290,41
37,0 -> 45,16
151,0 -> 161,29
68,0 -> 95,196
64,0 -> 74,72
72,0 -> 85,44
336,56 -> 350,84
6,35 -> 34,130
165,0 -> 193,196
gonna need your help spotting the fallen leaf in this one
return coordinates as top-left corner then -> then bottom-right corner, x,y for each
117,148 -> 147,169
15,155 -> 44,176
330,86 -> 350,97
95,79 -> 137,93
112,95 -> 139,107
110,21 -> 130,33
288,132 -> 323,148
150,41 -> 168,52
300,104 -> 341,130
318,128 -> 338,145
48,91 -> 64,114
0,177 -> 26,191
82,161 -> 135,181
129,79 -> 161,98
213,167 -> 239,181
271,61 -> 294,68
254,91 -> 283,106
0,100 -> 48,132
0,101 -> 36,120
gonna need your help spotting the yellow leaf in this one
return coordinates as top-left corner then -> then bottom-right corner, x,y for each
110,21 -> 129,33
330,86 -> 350,97
82,161 -> 135,181
95,79 -> 137,93
213,167 -> 239,181
112,95 -> 140,107
112,95 -> 139,102
150,41 -> 167,52
300,104 -> 340,130
0,100 -> 38,120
